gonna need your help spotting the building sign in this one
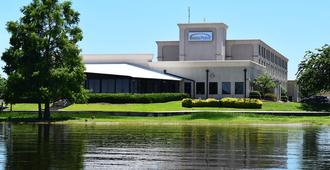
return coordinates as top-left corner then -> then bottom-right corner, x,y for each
188,31 -> 213,41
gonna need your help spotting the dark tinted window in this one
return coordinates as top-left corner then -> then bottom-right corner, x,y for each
184,82 -> 192,95
209,82 -> 218,95
222,82 -> 231,94
235,82 -> 244,95
196,82 -> 205,95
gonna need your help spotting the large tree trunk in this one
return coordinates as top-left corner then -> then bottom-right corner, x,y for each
38,103 -> 42,119
44,100 -> 50,120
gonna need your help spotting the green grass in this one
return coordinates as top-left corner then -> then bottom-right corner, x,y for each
1,112 -> 330,125
4,103 -> 39,111
61,101 -> 306,112
4,101 -> 329,112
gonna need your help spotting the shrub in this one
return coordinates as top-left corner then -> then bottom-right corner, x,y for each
264,93 -> 277,101
181,98 -> 220,107
205,98 -> 221,107
87,93 -> 189,103
281,96 -> 288,102
181,98 -> 192,108
220,98 -> 263,109
249,91 -> 261,99
181,98 -> 262,109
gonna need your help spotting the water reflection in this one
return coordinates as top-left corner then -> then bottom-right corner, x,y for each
0,123 -> 329,169
2,124 -> 85,169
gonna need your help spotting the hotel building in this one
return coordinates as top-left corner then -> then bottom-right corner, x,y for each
83,23 -> 288,99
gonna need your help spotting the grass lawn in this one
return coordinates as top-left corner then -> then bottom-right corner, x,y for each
61,101 -> 305,112
4,101 -> 329,112
4,103 -> 39,111
1,112 -> 330,125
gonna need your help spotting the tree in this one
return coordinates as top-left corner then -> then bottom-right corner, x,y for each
280,85 -> 287,96
1,0 -> 86,119
0,75 -> 6,98
297,45 -> 330,97
253,73 -> 276,97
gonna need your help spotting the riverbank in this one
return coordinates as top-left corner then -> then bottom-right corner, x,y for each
2,112 -> 330,125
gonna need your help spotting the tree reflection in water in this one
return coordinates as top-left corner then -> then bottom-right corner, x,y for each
4,124 -> 85,170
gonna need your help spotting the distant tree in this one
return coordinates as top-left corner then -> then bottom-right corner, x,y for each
297,45 -> 330,97
0,75 -> 6,98
281,85 -> 287,96
1,0 -> 86,119
253,73 -> 276,97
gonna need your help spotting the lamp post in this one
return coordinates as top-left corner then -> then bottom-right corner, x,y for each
244,68 -> 247,98
206,69 -> 209,99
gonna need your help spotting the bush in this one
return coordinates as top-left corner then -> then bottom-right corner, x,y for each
205,98 -> 221,107
220,98 -> 263,109
181,98 -> 262,109
181,98 -> 193,108
264,93 -> 277,101
249,91 -> 261,99
281,96 -> 288,102
181,98 -> 220,107
87,93 -> 189,103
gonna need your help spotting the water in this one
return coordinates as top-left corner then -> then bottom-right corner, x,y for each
0,123 -> 329,169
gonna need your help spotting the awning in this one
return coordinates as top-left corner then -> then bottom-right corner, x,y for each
85,64 -> 181,81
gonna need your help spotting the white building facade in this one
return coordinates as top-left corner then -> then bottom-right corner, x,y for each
83,23 -> 288,99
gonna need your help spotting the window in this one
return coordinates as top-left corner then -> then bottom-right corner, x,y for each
196,82 -> 205,95
116,79 -> 129,93
88,79 -> 100,93
235,82 -> 244,95
209,82 -> 218,95
184,82 -> 192,95
102,79 -> 115,93
222,82 -> 231,94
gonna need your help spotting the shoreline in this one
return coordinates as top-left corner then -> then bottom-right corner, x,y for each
1,111 -> 330,126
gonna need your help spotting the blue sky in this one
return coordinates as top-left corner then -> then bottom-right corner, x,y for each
1,0 -> 330,80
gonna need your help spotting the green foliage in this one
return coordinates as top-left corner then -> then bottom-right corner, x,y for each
249,91 -> 261,99
0,75 -> 6,98
253,74 -> 276,97
280,85 -> 287,96
87,93 -> 189,104
220,98 -> 263,109
264,93 -> 277,101
181,98 -> 192,108
190,98 -> 221,107
1,0 -> 86,118
297,45 -> 330,97
181,98 -> 262,109
281,96 -> 288,102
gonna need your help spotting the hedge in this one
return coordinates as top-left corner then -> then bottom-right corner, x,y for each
249,91 -> 261,99
264,93 -> 277,101
281,96 -> 288,102
220,98 -> 263,109
87,93 -> 189,103
181,97 -> 263,109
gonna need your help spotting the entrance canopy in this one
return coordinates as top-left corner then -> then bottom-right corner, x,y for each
85,64 -> 181,81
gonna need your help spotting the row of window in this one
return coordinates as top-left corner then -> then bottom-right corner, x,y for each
258,45 -> 287,70
185,82 -> 244,95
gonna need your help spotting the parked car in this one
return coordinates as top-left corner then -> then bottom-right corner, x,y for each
301,96 -> 330,104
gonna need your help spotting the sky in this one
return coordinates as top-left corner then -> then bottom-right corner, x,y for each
1,0 -> 330,80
